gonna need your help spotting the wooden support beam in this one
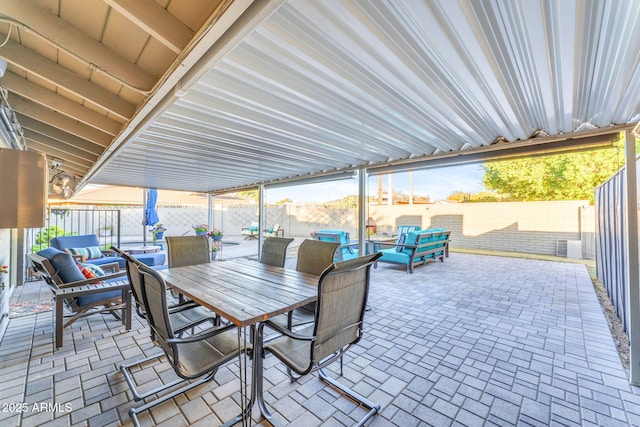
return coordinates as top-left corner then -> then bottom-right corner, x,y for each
0,39 -> 136,120
103,0 -> 193,54
25,135 -> 95,168
0,0 -> 157,91
11,96 -> 112,147
19,116 -> 105,157
25,139 -> 93,173
2,72 -> 123,135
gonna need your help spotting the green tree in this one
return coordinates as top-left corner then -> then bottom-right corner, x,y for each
483,141 -> 628,203
235,190 -> 259,201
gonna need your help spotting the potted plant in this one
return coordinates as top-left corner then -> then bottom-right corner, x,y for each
192,224 -> 210,236
211,243 -> 221,260
150,223 -> 167,241
206,228 -> 223,241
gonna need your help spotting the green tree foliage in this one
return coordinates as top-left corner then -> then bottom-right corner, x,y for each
30,226 -> 76,252
235,190 -> 259,201
483,141 -> 628,203
274,198 -> 293,205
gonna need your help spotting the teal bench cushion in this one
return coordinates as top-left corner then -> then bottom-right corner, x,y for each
378,248 -> 411,264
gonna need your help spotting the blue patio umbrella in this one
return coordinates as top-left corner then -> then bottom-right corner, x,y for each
143,188 -> 159,246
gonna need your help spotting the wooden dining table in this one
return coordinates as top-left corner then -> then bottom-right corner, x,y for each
158,259 -> 319,426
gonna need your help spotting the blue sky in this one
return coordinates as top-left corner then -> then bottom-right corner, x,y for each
265,163 -> 487,203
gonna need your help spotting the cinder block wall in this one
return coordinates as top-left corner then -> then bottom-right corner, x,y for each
367,200 -> 593,256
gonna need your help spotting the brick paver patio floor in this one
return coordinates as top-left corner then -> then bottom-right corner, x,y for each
2,252 -> 639,426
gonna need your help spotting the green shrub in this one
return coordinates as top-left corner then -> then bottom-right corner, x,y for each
31,226 -> 77,253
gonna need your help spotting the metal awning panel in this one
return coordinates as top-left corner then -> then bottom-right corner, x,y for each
92,0 -> 640,192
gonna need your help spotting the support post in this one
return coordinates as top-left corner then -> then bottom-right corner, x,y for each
625,129 -> 640,384
358,168 -> 367,256
258,185 -> 265,260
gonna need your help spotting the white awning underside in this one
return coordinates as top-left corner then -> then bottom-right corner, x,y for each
89,0 -> 640,193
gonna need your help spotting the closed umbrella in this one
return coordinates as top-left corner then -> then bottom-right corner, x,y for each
143,188 -> 159,246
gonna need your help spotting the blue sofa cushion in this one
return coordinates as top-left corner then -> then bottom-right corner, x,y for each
378,248 -> 410,263
51,235 -> 100,250
135,252 -> 166,266
37,247 -> 86,284
50,234 -> 126,268
37,247 -> 122,306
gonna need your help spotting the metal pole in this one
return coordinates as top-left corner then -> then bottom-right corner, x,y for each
142,189 -> 147,247
358,168 -> 367,256
258,185 -> 265,260
624,129 -> 640,384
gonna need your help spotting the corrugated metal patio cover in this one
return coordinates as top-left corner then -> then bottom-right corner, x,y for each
92,0 -> 640,193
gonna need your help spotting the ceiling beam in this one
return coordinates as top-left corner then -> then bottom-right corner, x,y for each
367,131 -> 624,175
25,134 -> 95,167
0,39 -> 136,120
10,96 -> 112,147
2,72 -> 123,135
25,139 -> 93,173
103,0 -> 194,54
19,115 -> 105,157
0,0 -> 157,91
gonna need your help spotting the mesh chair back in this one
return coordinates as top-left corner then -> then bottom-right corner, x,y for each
138,265 -> 176,362
166,236 -> 210,268
112,246 -> 146,314
313,253 -> 381,363
260,237 -> 294,267
296,239 -> 340,275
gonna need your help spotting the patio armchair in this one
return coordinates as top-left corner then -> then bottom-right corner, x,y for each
28,247 -> 131,349
313,229 -> 359,261
241,221 -> 259,240
259,252 -> 383,426
125,262 -> 250,427
263,223 -> 284,237
259,237 -> 294,268
374,228 -> 451,273
50,234 -> 125,268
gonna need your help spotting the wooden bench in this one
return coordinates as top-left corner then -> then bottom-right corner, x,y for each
374,229 -> 451,274
28,252 -> 131,349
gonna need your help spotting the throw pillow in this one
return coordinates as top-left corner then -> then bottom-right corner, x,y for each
395,233 -> 407,252
66,246 -> 104,260
80,263 -> 106,277
37,247 -> 86,284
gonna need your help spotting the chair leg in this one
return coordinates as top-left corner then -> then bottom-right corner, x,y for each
128,370 -> 216,427
318,368 -> 380,427
120,353 -> 182,401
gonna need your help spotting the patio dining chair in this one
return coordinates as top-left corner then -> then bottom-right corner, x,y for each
113,245 -> 218,330
282,239 -> 341,330
259,252 -> 383,426
114,248 -> 220,405
124,262 -> 250,427
165,235 -> 211,267
259,237 -> 294,268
